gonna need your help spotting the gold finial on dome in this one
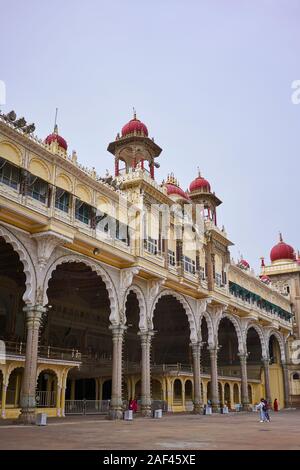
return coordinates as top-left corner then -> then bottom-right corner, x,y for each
133,107 -> 137,120
279,232 -> 283,242
53,107 -> 58,134
197,167 -> 201,177
166,172 -> 180,186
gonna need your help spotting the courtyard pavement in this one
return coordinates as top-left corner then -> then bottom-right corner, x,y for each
0,410 -> 299,450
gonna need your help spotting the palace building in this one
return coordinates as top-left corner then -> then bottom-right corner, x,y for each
0,110 -> 297,423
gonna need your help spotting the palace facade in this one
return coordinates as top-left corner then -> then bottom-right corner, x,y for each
0,110 -> 297,423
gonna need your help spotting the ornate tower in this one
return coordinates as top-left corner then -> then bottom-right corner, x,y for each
187,170 -> 221,225
107,111 -> 162,179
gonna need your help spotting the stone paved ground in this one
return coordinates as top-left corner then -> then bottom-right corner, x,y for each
0,410 -> 299,450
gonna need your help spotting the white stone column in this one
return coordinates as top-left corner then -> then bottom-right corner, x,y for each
191,342 -> 202,413
208,346 -> 219,411
139,330 -> 153,417
109,324 -> 126,419
262,357 -> 271,404
19,305 -> 46,424
239,353 -> 250,410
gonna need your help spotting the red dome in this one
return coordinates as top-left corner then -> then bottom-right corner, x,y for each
45,128 -> 68,151
189,174 -> 211,193
260,275 -> 271,284
238,259 -> 250,269
165,183 -> 189,200
122,117 -> 148,137
270,242 -> 295,262
270,235 -> 295,262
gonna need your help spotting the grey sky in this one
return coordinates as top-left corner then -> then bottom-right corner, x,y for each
1,0 -> 299,271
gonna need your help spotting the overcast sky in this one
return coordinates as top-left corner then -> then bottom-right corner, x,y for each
1,0 -> 299,271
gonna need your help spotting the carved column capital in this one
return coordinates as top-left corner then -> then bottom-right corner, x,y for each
120,267 -> 139,293
31,231 -> 73,270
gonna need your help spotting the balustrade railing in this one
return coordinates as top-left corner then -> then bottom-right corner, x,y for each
4,341 -> 81,362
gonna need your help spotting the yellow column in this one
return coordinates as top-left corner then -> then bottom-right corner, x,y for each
182,380 -> 185,410
166,378 -> 172,411
1,383 -> 7,418
56,385 -> 62,417
14,374 -> 20,408
61,382 -> 66,417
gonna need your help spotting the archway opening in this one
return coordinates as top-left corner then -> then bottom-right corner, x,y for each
218,318 -> 239,372
0,237 -> 26,344
36,370 -> 57,407
268,334 -> 284,405
46,262 -> 112,402
224,382 -> 231,408
173,379 -> 182,404
152,295 -> 191,365
247,327 -> 263,383
7,367 -> 24,407
102,379 -> 112,400
248,384 -> 253,404
151,378 -> 163,400
269,335 -> 281,364
124,291 -> 140,398
233,383 -> 240,404
200,316 -> 211,371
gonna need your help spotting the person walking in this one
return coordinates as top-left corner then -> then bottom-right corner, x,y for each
257,398 -> 267,422
263,399 -> 271,422
273,398 -> 279,412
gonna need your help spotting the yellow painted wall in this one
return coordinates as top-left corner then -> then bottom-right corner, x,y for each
29,157 -> 51,182
269,364 -> 284,408
0,141 -> 22,165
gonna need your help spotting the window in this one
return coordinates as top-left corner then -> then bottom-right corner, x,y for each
145,236 -> 158,255
55,188 -> 70,213
75,199 -> 91,225
199,266 -> 205,280
215,273 -> 222,287
0,158 -> 20,189
116,220 -> 130,245
293,373 -> 300,380
27,175 -> 48,204
183,255 -> 195,274
168,249 -> 176,266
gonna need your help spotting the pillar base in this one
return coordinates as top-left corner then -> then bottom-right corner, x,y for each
212,404 -> 219,413
18,408 -> 36,425
141,406 -> 152,417
107,408 -> 123,420
193,403 -> 203,414
241,403 -> 252,412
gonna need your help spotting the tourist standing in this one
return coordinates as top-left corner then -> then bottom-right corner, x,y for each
257,398 -> 267,422
274,398 -> 279,412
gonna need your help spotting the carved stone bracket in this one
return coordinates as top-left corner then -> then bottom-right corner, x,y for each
31,231 -> 73,270
148,278 -> 166,299
119,267 -> 139,298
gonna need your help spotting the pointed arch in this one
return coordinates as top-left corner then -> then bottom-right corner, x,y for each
42,254 -> 119,325
246,323 -> 267,359
0,224 -> 36,305
150,289 -> 197,342
216,312 -> 244,353
266,329 -> 286,362
123,284 -> 147,331
199,311 -> 214,346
